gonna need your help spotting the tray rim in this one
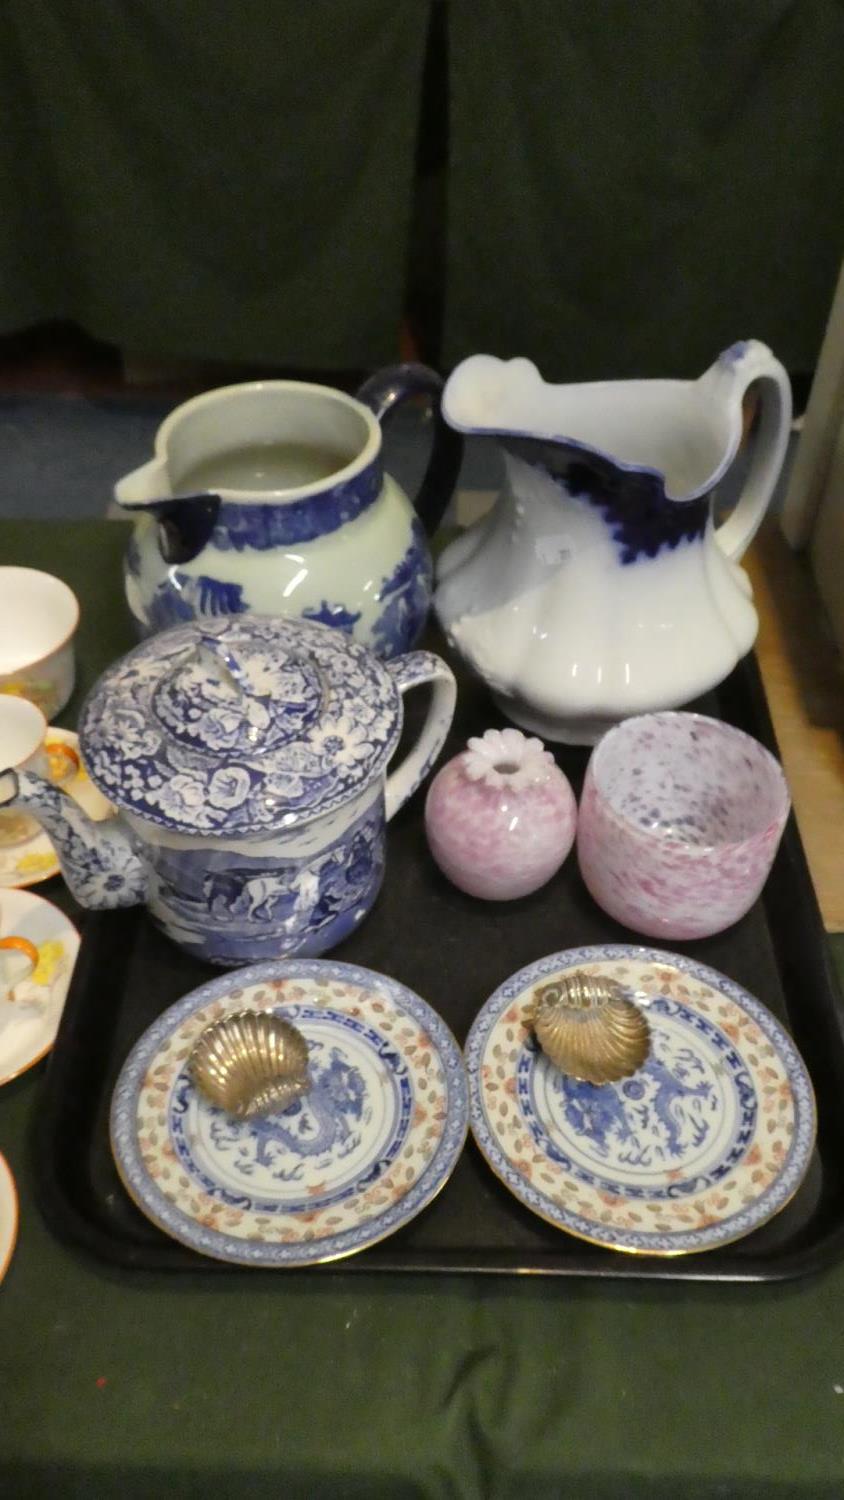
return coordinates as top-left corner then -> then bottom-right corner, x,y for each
29,652 -> 844,1283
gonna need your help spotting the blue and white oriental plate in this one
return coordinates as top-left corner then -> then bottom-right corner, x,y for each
111,959 -> 468,1266
465,946 -> 815,1256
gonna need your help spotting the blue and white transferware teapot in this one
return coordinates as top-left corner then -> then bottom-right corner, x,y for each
116,365 -> 462,658
0,616 -> 456,966
436,340 -> 791,743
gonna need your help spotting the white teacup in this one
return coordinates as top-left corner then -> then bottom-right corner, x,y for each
0,567 -> 79,720
0,698 -> 79,848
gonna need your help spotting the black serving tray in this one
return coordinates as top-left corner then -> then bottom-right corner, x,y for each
32,650 -> 844,1280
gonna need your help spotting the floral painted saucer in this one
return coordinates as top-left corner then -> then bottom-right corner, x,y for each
465,946 -> 816,1256
0,727 -> 114,889
0,887 -> 80,1084
0,1151 -> 18,1283
110,959 -> 468,1266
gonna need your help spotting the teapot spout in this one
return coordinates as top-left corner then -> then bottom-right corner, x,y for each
0,769 -> 147,910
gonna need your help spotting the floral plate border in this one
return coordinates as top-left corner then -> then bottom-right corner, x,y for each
464,945 -> 816,1256
110,958 -> 468,1267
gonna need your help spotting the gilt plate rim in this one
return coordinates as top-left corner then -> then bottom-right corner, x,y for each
464,945 -> 816,1257
110,958 -> 468,1267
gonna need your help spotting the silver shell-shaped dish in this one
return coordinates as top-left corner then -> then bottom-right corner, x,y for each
528,970 -> 650,1085
189,1010 -> 311,1118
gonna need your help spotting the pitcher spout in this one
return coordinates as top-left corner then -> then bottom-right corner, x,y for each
116,458 -> 221,566
0,769 -> 148,909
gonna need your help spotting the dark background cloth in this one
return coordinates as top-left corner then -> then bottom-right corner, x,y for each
1,2 -> 843,376
0,0 -> 430,367
445,0 -> 844,379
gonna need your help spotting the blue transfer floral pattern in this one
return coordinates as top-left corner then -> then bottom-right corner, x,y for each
6,770 -> 148,909
11,614 -> 453,963
78,616 -> 407,836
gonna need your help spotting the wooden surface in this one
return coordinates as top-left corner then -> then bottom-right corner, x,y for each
747,519 -> 844,931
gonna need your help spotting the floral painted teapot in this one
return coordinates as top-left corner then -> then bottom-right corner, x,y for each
0,616 -> 456,966
435,341 -> 791,743
116,365 -> 462,659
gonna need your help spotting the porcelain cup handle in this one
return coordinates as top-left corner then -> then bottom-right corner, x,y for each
712,341 -> 792,561
383,653 -> 456,822
355,364 -> 464,536
0,935 -> 39,998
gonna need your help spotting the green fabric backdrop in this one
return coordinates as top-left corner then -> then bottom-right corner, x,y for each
445,0 -> 844,378
0,0 -> 430,367
0,2 -> 842,377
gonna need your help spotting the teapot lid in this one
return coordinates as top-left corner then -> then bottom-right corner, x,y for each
78,616 -> 403,836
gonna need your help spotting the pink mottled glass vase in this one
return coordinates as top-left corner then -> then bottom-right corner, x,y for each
577,711 -> 791,939
424,727 -> 577,900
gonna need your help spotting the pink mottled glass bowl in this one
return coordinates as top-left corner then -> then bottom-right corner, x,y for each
425,727 -> 577,900
577,712 -> 791,939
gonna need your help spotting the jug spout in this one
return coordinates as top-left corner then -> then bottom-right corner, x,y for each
116,457 -> 222,565
0,769 -> 148,909
116,482 -> 221,568
115,456 -> 171,508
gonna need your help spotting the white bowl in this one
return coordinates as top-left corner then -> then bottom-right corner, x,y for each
0,568 -> 79,719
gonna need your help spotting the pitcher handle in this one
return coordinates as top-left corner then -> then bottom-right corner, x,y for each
356,363 -> 464,536
383,652 -> 456,821
711,341 -> 792,562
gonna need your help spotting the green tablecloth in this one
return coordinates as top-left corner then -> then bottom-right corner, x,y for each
1,520 -> 844,1499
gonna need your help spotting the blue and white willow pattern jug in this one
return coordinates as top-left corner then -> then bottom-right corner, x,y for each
116,365 -> 462,658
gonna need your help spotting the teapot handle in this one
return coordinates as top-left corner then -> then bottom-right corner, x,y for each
356,363 -> 464,536
383,653 -> 456,821
711,341 -> 792,562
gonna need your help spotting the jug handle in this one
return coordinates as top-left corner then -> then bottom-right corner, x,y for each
383,653 -> 456,821
711,341 -> 792,562
356,364 -> 464,536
